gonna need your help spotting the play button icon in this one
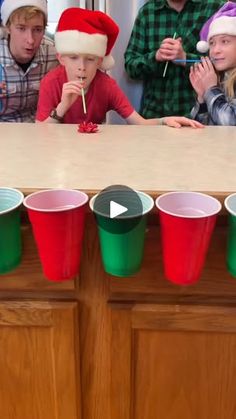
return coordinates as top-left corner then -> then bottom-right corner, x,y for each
91,185 -> 144,234
110,201 -> 128,218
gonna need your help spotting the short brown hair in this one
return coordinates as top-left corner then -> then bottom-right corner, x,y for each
6,6 -> 47,28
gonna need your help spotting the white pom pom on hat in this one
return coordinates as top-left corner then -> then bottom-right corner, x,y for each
196,40 -> 209,53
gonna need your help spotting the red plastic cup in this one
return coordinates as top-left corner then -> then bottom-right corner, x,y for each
155,192 -> 221,285
24,189 -> 88,281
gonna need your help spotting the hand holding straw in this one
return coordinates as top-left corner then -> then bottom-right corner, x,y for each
80,78 -> 87,114
162,32 -> 177,78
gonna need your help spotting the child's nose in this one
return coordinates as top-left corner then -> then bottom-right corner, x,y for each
78,58 -> 86,70
211,44 -> 221,55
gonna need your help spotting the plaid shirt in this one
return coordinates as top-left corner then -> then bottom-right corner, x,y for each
191,84 -> 236,125
0,36 -> 58,122
124,0 -> 225,118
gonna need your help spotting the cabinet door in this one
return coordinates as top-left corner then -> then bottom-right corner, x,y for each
0,301 -> 80,419
111,304 -> 236,419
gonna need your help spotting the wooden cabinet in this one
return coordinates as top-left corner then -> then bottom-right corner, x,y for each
1,213 -> 236,418
0,301 -> 80,419
111,304 -> 236,419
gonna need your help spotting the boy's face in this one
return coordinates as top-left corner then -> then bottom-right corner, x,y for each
58,54 -> 103,89
8,14 -> 45,64
209,34 -> 236,72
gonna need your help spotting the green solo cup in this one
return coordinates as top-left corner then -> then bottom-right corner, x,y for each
0,187 -> 24,274
224,193 -> 236,277
90,191 -> 154,277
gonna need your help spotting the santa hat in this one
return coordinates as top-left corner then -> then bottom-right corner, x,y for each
0,0 -> 47,25
55,7 -> 119,71
197,1 -> 236,53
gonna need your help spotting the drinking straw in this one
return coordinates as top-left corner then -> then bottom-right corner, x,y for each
173,58 -> 216,63
162,32 -> 177,78
80,78 -> 87,114
174,59 -> 202,63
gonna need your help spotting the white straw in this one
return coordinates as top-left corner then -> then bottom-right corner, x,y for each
80,79 -> 87,114
162,32 -> 177,78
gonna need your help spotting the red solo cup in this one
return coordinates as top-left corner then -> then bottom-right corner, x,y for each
24,189 -> 88,281
155,192 -> 221,285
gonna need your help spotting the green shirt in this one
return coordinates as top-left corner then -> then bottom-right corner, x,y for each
124,0 -> 225,118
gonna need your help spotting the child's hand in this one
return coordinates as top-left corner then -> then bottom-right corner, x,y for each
189,65 -> 205,103
189,57 -> 217,99
163,116 -> 204,128
197,57 -> 217,90
60,80 -> 84,114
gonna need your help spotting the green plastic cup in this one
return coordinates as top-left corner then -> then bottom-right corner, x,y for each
0,187 -> 24,274
90,191 -> 154,277
224,193 -> 236,277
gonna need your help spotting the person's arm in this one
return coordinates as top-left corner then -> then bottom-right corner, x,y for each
124,12 -> 164,79
190,100 -> 209,125
203,86 -> 236,126
126,110 -> 204,128
36,102 -> 66,123
107,77 -> 203,128
35,74 -> 59,122
36,77 -> 83,123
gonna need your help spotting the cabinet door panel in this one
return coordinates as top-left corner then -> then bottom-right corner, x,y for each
111,304 -> 236,419
0,301 -> 80,419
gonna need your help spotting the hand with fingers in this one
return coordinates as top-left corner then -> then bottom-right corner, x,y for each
163,116 -> 204,128
59,80 -> 84,115
189,57 -> 217,102
156,37 -> 186,63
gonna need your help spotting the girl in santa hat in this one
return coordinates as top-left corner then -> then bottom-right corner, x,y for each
190,1 -> 236,125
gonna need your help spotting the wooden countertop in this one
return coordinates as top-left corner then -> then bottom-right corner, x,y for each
0,123 -> 236,195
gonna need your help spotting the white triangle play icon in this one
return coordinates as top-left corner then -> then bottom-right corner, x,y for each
110,200 -> 128,219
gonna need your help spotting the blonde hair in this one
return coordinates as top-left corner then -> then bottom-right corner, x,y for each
6,6 -> 47,28
224,69 -> 236,100
218,69 -> 236,100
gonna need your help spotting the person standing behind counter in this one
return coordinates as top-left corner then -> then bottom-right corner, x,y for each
0,0 -> 58,122
124,0 -> 225,119
190,1 -> 236,125
36,7 -> 203,129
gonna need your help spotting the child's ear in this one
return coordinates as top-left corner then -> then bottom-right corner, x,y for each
97,57 -> 103,67
57,53 -> 65,66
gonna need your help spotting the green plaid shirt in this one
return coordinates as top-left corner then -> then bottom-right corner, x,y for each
124,0 -> 225,118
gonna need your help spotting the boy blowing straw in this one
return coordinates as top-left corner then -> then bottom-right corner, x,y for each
36,7 -> 202,128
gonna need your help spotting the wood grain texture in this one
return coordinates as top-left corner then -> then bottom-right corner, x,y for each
111,309 -> 132,419
110,303 -> 236,419
110,218 -> 236,305
0,301 -> 80,419
78,214 -> 112,419
0,225 -> 75,292
133,329 -> 236,419
132,304 -> 236,332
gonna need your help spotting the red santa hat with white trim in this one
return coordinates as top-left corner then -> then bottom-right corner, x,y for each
54,7 -> 119,71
